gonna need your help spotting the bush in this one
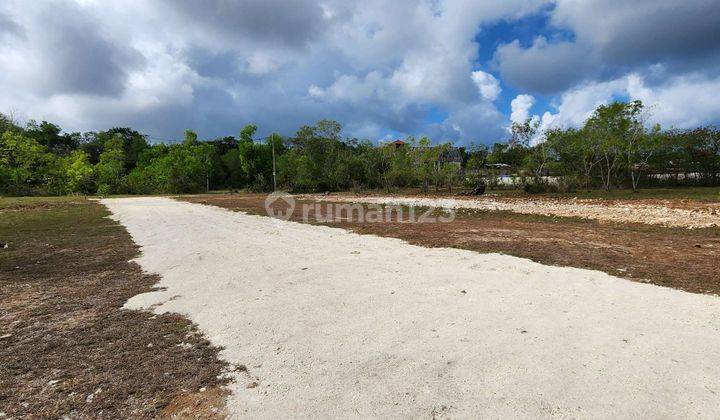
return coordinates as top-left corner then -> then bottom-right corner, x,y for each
96,184 -> 111,196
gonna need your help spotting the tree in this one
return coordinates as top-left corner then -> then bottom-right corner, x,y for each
106,127 -> 149,172
0,131 -> 55,194
0,113 -> 21,134
626,124 -> 659,192
184,129 -> 198,143
96,136 -> 126,194
25,120 -> 79,155
239,125 -> 257,143
545,127 -> 600,190
61,150 -> 95,194
315,120 -> 342,141
510,118 -> 538,148
585,101 -> 644,190
410,136 -> 435,192
690,126 -> 720,185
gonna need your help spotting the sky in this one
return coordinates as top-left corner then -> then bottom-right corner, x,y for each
1,0 -> 719,144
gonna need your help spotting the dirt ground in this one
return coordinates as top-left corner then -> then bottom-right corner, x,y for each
183,194 -> 720,296
0,198 -> 228,419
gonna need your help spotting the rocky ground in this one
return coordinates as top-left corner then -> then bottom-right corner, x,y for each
184,193 -> 720,296
307,194 -> 720,229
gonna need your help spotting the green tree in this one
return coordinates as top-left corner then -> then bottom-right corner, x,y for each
0,131 -> 55,194
25,120 -> 78,155
96,136 -> 126,194
61,150 -> 95,193
184,129 -> 198,143
585,100 -> 644,190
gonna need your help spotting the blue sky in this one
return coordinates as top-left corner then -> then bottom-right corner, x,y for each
1,0 -> 719,144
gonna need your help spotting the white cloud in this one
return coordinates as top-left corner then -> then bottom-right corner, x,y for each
627,73 -> 720,129
0,0 -> 551,141
471,70 -> 501,101
494,0 -> 720,94
522,73 -> 720,135
510,94 -> 535,124
1,0 -> 719,143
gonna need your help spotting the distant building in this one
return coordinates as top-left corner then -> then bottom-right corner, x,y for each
484,163 -> 511,176
438,148 -> 463,165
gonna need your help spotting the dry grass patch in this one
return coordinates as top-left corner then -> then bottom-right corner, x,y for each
0,197 -> 228,419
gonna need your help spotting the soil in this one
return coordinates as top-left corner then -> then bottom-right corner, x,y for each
0,199 -> 228,419
182,194 -> 720,296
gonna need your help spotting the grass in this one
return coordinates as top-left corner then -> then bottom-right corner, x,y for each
0,197 -> 228,418
0,195 -> 87,210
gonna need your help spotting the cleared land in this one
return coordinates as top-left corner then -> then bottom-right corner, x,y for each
307,194 -> 720,229
104,197 -> 720,418
184,194 -> 720,296
0,198 -> 227,418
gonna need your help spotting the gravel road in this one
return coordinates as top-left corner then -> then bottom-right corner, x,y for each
103,197 -> 720,418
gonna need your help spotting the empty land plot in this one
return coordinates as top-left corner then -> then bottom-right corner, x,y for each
183,194 -> 720,296
104,197 -> 720,418
307,194 -> 720,229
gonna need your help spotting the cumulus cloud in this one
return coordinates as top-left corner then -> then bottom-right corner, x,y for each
0,2 -> 144,97
627,74 -> 720,129
471,71 -> 501,101
162,0 -> 326,49
495,0 -> 720,95
510,94 -> 535,124
552,0 -> 720,65
0,0 -> 718,143
494,37 -> 593,94
2,0 -> 549,141
519,73 -> 720,136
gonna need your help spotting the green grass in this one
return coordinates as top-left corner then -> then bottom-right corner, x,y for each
0,195 -> 87,210
0,197 -> 111,253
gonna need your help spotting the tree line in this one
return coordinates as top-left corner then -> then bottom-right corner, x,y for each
498,100 -> 720,192
1,100 -> 719,196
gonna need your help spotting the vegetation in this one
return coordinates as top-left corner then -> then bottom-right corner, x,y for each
1,100 -> 719,196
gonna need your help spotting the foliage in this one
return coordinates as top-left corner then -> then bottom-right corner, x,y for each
2,102 -> 720,197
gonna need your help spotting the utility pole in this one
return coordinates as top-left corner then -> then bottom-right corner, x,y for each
205,147 -> 211,193
271,135 -> 277,192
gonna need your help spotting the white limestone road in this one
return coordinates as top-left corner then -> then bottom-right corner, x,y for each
102,197 -> 720,419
